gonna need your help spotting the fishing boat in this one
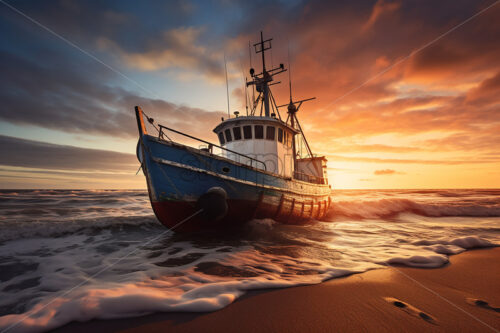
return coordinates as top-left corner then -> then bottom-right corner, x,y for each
136,32 -> 331,231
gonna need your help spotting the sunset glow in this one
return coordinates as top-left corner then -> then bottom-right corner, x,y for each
1,0 -> 499,189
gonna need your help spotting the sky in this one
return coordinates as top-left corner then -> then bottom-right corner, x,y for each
0,0 -> 499,189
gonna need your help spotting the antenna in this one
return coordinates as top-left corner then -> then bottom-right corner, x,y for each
271,44 -> 274,72
246,31 -> 287,118
245,77 -> 249,116
224,53 -> 230,118
249,40 -> 255,115
260,31 -> 266,72
240,58 -> 249,116
248,40 -> 252,69
288,40 -> 292,103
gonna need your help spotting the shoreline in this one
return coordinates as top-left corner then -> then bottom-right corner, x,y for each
55,247 -> 500,333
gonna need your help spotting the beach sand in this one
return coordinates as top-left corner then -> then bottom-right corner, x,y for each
56,248 -> 500,333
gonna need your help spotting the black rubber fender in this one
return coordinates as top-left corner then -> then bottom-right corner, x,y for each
196,187 -> 228,221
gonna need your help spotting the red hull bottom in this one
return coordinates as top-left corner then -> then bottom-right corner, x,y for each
151,196 -> 331,232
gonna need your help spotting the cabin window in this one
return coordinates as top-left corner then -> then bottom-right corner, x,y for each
266,126 -> 275,140
243,125 -> 252,139
287,132 -> 293,147
284,131 -> 292,147
224,129 -> 232,142
255,125 -> 264,139
277,128 -> 283,143
218,132 -> 225,145
233,126 -> 242,140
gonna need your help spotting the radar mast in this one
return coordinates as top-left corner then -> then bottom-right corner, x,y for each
246,31 -> 286,118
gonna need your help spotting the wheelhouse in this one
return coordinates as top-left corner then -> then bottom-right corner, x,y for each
213,116 -> 298,177
212,31 -> 328,185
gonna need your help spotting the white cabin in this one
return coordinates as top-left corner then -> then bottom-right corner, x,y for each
209,31 -> 329,186
213,116 -> 299,177
296,156 -> 328,184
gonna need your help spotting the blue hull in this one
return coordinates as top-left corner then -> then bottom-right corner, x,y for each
138,134 -> 331,231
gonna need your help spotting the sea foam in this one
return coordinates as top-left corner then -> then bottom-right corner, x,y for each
0,189 -> 499,332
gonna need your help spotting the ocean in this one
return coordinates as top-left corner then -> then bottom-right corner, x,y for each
0,189 -> 499,332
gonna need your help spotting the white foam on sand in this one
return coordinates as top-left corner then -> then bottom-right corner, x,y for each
1,190 -> 499,332
0,230 -> 497,333
0,237 -> 358,333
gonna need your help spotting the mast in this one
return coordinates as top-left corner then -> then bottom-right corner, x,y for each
289,102 -> 297,170
247,31 -> 286,118
287,43 -> 297,169
260,31 -> 266,73
259,32 -> 270,117
277,47 -> 316,163
244,31 -> 318,178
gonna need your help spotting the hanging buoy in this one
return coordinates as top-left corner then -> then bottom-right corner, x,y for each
196,187 -> 228,221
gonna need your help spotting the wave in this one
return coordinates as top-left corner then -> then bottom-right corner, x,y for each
0,268 -> 356,333
0,215 -> 160,243
413,236 -> 495,249
1,189 -> 499,332
327,198 -> 500,219
0,233 -> 496,333
384,236 -> 496,268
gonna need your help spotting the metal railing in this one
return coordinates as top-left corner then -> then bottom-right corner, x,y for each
294,171 -> 326,184
158,124 -> 267,171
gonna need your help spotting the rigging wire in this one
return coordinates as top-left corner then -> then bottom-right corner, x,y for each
224,52 -> 230,118
288,39 -> 293,102
270,45 -> 273,72
238,57 -> 249,116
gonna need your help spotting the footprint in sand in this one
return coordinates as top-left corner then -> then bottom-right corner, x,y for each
384,297 -> 437,324
466,298 -> 500,313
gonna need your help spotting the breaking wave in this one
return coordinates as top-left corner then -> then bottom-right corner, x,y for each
0,189 -> 499,332
328,198 -> 500,219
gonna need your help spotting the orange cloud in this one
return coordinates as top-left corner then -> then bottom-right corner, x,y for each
363,0 -> 401,31
374,169 -> 403,175
98,27 -> 225,81
465,71 -> 500,106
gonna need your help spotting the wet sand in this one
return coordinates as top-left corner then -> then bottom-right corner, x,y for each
56,248 -> 500,333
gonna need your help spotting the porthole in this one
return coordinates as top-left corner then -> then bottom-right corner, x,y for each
222,166 -> 230,173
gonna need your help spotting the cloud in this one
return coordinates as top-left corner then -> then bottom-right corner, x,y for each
324,144 -> 421,153
0,50 -> 225,140
0,0 -> 197,53
374,169 -> 397,175
465,71 -> 500,106
0,135 -> 137,172
98,26 -> 225,80
417,130 -> 500,153
330,155 -> 494,165
1,0 -> 499,189
5,0 -> 497,145
0,0 -> 229,143
402,5 -> 500,84
363,0 -> 401,31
